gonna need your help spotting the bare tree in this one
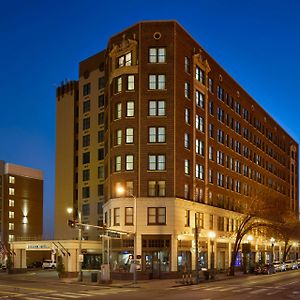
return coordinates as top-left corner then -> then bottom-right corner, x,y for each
228,190 -> 288,276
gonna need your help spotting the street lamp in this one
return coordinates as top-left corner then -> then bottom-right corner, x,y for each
208,231 -> 216,273
116,186 -> 137,284
67,207 -> 83,282
270,237 -> 275,263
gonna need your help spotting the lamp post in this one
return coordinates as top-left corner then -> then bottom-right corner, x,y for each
67,207 -> 83,282
208,231 -> 216,273
116,186 -> 137,284
270,237 -> 275,263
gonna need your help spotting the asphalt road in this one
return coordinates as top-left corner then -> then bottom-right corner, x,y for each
0,269 -> 300,299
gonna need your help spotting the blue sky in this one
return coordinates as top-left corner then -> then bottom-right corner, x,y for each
0,0 -> 299,237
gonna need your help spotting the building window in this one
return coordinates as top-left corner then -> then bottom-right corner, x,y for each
116,129 -> 122,145
98,76 -> 105,89
127,75 -> 135,90
83,117 -> 90,130
209,169 -> 213,183
83,83 -> 91,96
195,66 -> 205,84
149,74 -> 166,90
82,203 -> 90,216
184,159 -> 190,175
115,156 -> 121,172
148,155 -> 166,170
148,207 -> 166,225
98,184 -> 104,196
217,129 -> 224,143
185,108 -> 190,124
196,90 -> 204,108
125,181 -> 134,196
196,139 -> 204,155
9,188 -> 15,195
82,152 -> 90,164
97,202 -> 103,215
196,115 -> 204,132
235,101 -> 241,115
184,82 -> 190,98
8,235 -> 14,242
209,215 -> 214,229
185,210 -> 190,227
98,131 -> 104,143
149,100 -> 166,116
217,107 -> 224,123
184,184 -> 190,199
196,164 -> 204,180
115,103 -> 122,119
208,78 -> 214,93
217,172 -> 224,187
125,155 -> 134,171
98,94 -> 105,108
114,208 -> 120,226
184,133 -> 190,149
197,212 -> 204,229
9,199 -> 14,207
9,211 -> 14,219
209,124 -> 214,138
217,85 -> 224,101
98,166 -> 104,179
83,135 -> 90,147
184,56 -> 191,73
98,112 -> 104,125
126,101 -> 135,117
9,176 -> 15,184
118,52 -> 132,67
235,121 -> 241,134
82,169 -> 90,181
148,181 -> 166,197
8,223 -> 14,230
83,100 -> 90,113
125,207 -> 133,225
235,180 -> 241,193
115,76 -> 122,93
125,128 -> 134,144
82,187 -> 90,199
149,127 -> 166,143
149,48 -> 166,63
209,101 -> 214,115
98,148 -> 104,160
209,146 -> 214,160
217,151 -> 224,165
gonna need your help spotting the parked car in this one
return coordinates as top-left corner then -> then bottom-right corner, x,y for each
1,264 -> 6,270
285,260 -> 298,270
255,263 -> 276,275
42,260 -> 56,269
273,261 -> 286,272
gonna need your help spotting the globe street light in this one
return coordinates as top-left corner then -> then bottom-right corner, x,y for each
67,207 -> 82,282
116,186 -> 137,284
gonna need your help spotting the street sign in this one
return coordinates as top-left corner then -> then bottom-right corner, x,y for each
79,254 -> 84,262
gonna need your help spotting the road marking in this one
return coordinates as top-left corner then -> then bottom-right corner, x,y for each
292,291 -> 300,294
249,288 -> 268,294
232,287 -> 252,293
51,293 -> 79,298
218,287 -> 236,291
204,286 -> 223,291
266,290 -> 281,295
64,292 -> 93,297
36,296 -> 64,300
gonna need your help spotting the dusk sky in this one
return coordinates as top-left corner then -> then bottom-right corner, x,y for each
0,0 -> 299,237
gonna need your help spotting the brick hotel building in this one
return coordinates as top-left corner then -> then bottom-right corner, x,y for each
55,21 -> 298,275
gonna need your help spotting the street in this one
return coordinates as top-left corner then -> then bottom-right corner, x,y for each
0,270 -> 300,299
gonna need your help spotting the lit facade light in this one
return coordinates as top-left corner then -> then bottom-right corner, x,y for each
22,216 -> 28,224
270,237 -> 275,244
247,235 -> 253,242
116,185 -> 125,196
208,231 -> 216,239
67,207 -> 73,214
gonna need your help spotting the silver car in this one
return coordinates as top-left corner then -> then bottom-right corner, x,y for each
273,261 -> 286,272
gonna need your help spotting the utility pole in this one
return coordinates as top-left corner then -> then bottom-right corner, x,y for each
195,213 -> 200,284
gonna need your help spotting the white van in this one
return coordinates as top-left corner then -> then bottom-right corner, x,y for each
42,260 -> 56,269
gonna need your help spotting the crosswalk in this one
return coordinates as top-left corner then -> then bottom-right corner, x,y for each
168,284 -> 300,296
0,287 -> 135,299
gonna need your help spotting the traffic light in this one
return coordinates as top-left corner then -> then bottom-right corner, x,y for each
68,219 -> 75,228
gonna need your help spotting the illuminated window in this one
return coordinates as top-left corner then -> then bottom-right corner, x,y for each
115,156 -> 121,172
148,207 -> 166,225
185,210 -> 190,227
127,75 -> 135,90
149,48 -> 166,63
125,207 -> 133,225
9,211 -> 14,219
125,155 -> 134,171
9,188 -> 14,195
116,76 -> 122,93
126,101 -> 135,117
116,129 -> 122,145
9,223 -> 14,230
115,103 -> 122,119
9,199 -> 14,207
148,155 -> 165,171
149,74 -> 166,90
9,176 -> 15,184
125,128 -> 134,144
8,235 -> 14,242
118,52 -> 132,67
114,208 -> 120,226
149,100 -> 166,116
